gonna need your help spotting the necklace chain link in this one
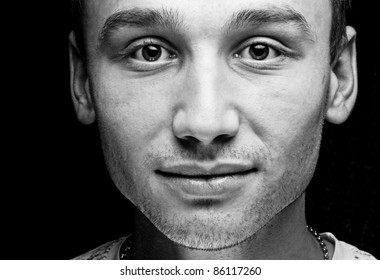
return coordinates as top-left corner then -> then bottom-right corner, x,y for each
307,225 -> 330,260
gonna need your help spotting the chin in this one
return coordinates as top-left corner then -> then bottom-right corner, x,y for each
137,193 -> 279,250
154,215 -> 257,250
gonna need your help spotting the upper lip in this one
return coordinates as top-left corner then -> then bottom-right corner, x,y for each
157,161 -> 256,177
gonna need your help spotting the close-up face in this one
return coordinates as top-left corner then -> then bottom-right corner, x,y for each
75,0 -> 339,250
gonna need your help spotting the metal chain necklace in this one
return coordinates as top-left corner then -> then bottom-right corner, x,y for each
119,226 -> 329,260
307,225 -> 330,260
119,235 -> 133,260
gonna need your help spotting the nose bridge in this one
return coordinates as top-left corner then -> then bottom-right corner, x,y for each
173,48 -> 239,144
189,51 -> 222,119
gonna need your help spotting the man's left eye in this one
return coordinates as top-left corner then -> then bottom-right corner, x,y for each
131,44 -> 176,62
238,44 -> 280,61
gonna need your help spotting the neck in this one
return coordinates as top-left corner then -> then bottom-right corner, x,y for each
131,194 -> 323,259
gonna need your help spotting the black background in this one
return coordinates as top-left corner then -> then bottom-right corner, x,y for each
2,1 -> 379,259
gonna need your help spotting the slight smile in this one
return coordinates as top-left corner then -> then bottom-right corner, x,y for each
155,162 -> 258,200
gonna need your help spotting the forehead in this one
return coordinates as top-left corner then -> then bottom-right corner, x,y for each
83,0 -> 332,46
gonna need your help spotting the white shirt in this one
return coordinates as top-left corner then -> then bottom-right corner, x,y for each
321,232 -> 376,260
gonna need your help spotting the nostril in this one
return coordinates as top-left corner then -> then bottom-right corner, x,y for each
177,135 -> 201,148
213,134 -> 235,144
176,134 -> 233,149
172,105 -> 240,145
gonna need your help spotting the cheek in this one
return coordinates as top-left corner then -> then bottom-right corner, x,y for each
91,71 -> 177,154
237,68 -> 328,161
90,74 -> 176,200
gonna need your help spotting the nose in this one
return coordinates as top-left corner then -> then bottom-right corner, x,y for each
172,61 -> 239,145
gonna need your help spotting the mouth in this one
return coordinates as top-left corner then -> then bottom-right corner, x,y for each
155,168 -> 256,180
155,162 -> 258,199
156,161 -> 257,177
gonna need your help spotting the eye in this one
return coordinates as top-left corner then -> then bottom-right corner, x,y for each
131,44 -> 176,62
238,43 -> 280,61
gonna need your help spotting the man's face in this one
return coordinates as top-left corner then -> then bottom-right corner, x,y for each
82,0 -> 332,249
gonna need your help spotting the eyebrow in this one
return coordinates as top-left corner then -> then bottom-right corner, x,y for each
225,6 -> 314,39
98,8 -> 183,46
98,6 -> 315,47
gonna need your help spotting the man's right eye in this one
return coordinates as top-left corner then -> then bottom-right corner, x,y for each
131,44 -> 177,62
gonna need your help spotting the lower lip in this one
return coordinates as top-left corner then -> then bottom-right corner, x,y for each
156,170 -> 256,199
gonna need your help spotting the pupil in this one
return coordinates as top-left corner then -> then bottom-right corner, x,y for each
249,45 -> 269,60
142,45 -> 162,61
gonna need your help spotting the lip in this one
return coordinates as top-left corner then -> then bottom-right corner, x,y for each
158,162 -> 255,176
156,161 -> 257,199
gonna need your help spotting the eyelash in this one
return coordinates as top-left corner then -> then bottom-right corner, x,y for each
233,39 -> 294,69
119,37 -> 295,71
119,38 -> 177,68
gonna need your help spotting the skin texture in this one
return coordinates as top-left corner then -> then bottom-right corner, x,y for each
69,0 -> 357,259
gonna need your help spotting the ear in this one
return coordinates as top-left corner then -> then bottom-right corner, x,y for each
69,31 -> 96,125
326,26 -> 358,124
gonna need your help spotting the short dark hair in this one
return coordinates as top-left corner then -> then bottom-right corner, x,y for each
330,0 -> 351,62
70,0 -> 351,63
